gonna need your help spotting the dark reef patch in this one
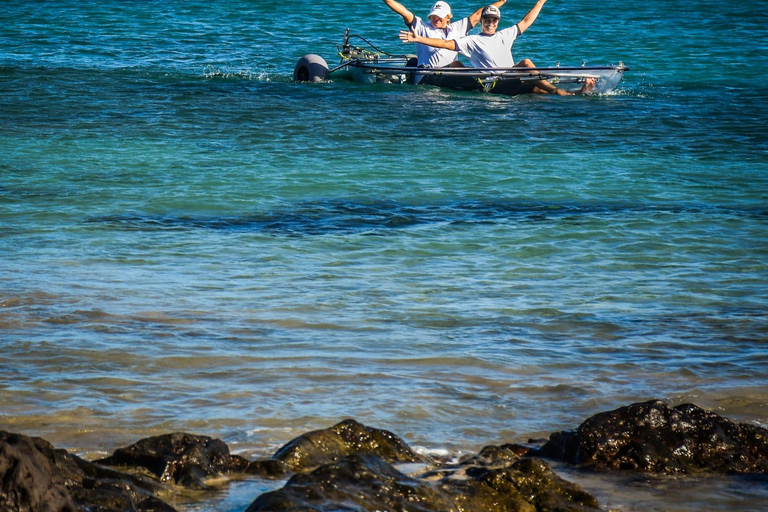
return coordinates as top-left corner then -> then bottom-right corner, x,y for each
3,401 -> 767,511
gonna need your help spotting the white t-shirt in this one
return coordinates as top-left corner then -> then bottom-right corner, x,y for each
410,16 -> 472,68
454,25 -> 521,68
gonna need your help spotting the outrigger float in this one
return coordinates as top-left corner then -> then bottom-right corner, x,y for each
294,29 -> 628,96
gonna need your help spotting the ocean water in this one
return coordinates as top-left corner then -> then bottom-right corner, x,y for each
1,0 -> 767,510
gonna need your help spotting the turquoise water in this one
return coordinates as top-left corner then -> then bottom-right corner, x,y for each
2,0 -> 768,510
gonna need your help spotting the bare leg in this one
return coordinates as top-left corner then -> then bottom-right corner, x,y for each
514,58 -> 560,94
514,59 -> 595,95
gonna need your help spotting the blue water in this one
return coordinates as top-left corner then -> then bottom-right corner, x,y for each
2,0 -> 768,510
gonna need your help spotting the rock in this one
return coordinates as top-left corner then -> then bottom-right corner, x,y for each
461,443 -> 530,467
246,451 -> 600,512
535,399 -> 768,474
421,443 -> 528,481
243,457 -> 290,479
441,457 -> 600,512
272,418 -> 425,472
95,432 -> 272,489
67,479 -> 176,512
0,430 -> 175,512
246,454 -> 456,512
0,431 -> 76,512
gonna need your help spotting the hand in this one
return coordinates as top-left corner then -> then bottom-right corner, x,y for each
398,29 -> 418,43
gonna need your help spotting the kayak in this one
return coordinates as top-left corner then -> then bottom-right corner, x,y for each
294,29 -> 629,96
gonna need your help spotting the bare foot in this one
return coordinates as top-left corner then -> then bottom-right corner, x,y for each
550,77 -> 595,96
577,77 -> 596,95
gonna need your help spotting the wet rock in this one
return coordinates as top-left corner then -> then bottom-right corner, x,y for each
0,431 -> 76,512
461,443 -> 530,467
272,418 -> 425,472
535,399 -> 768,474
421,443 -> 527,481
67,478 -> 176,512
427,444 -> 599,512
0,430 -> 175,512
441,457 -> 600,512
246,451 -> 600,512
246,454 -> 456,512
85,420 -> 419,490
95,432 -> 274,489
244,457 -> 290,479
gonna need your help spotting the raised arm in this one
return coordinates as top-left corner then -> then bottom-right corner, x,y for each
517,0 -> 547,34
468,0 -> 507,27
383,0 -> 415,26
399,29 -> 457,50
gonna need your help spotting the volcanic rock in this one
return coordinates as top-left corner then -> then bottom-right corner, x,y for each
535,399 -> 768,474
95,431 -> 284,488
272,418 -> 425,472
439,456 -> 600,512
246,454 -> 454,512
246,451 -> 600,512
0,430 -> 174,512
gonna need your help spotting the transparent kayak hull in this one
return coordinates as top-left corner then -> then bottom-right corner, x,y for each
342,57 -> 628,95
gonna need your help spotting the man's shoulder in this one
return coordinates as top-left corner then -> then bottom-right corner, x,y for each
500,25 -> 520,37
448,16 -> 471,31
409,16 -> 425,29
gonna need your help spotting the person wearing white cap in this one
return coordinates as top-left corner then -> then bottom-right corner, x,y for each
399,0 -> 595,95
382,0 -> 508,83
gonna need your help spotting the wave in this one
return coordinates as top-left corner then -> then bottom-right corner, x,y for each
85,199 -> 768,235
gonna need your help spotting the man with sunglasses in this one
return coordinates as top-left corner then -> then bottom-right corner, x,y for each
383,0 -> 508,82
399,1 -> 595,95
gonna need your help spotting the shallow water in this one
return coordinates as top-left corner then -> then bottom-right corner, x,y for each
1,0 -> 767,510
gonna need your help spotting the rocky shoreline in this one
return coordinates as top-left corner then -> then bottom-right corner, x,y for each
2,400 -> 767,511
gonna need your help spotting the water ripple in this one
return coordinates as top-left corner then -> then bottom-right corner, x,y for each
86,200 -> 768,234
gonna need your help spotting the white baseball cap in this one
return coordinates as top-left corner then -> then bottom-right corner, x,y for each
429,1 -> 452,18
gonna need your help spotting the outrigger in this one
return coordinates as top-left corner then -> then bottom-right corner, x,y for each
294,29 -> 628,96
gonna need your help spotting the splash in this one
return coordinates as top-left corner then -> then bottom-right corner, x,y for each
202,65 -> 280,82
